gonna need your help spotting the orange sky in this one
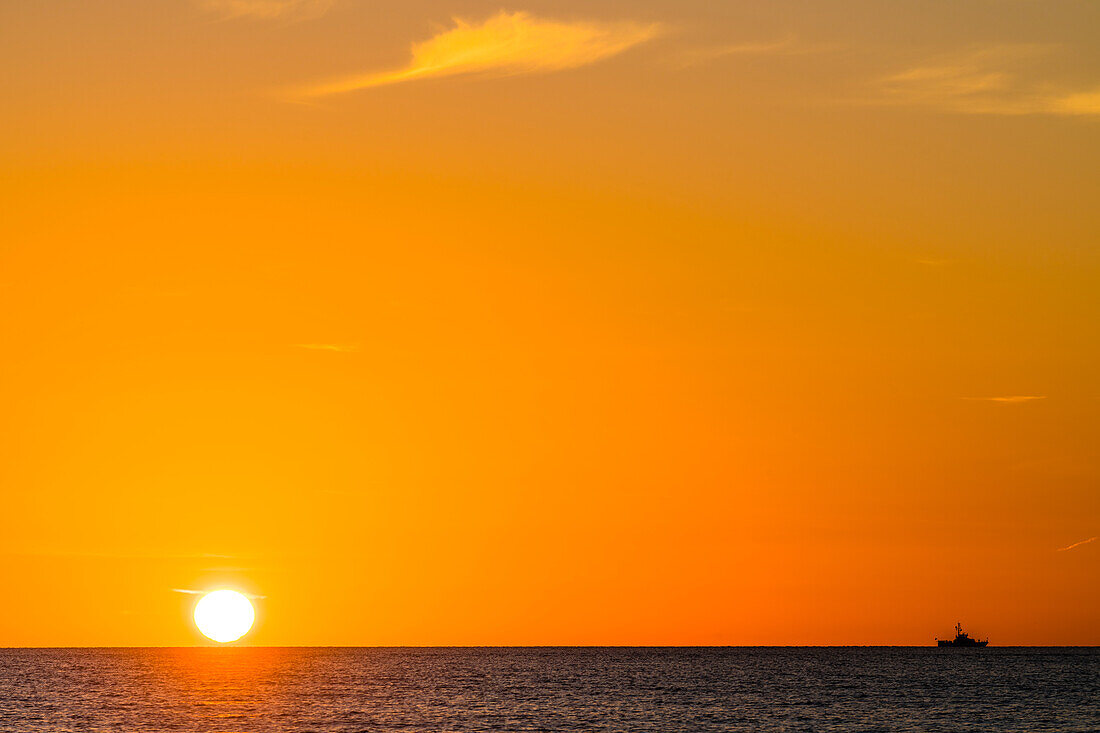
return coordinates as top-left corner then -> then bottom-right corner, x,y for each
1,0 -> 1098,646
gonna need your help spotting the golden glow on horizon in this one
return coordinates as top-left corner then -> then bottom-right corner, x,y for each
194,591 -> 255,643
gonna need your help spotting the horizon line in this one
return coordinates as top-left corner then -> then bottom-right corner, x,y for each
3,644 -> 1097,649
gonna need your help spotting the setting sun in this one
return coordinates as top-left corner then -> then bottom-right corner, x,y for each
193,590 -> 255,643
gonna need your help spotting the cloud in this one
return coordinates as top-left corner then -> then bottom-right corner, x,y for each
675,35 -> 836,68
199,0 -> 334,21
293,343 -> 359,353
172,588 -> 267,599
1056,536 -> 1097,552
963,396 -> 1046,403
873,45 -> 1100,117
1049,88 -> 1100,116
298,11 -> 661,97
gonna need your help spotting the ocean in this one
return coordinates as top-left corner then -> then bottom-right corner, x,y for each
1,647 -> 1096,731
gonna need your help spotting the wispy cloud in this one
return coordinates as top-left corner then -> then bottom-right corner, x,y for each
873,45 -> 1100,117
297,11 -> 661,97
963,395 -> 1046,403
199,0 -> 334,21
1056,536 -> 1097,552
1050,89 -> 1100,116
172,588 -> 267,599
293,343 -> 360,353
675,35 -> 836,68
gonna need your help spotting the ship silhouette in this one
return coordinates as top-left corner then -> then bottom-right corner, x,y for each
937,622 -> 989,647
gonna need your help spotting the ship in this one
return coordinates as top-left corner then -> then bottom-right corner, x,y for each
937,622 -> 988,647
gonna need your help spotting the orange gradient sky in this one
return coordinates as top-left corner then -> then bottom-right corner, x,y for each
1,0 -> 1098,646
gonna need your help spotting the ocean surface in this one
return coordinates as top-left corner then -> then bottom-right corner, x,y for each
0,647 -> 1096,732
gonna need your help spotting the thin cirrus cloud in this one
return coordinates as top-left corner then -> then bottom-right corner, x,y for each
673,34 -> 837,68
963,396 -> 1046,403
199,0 -> 335,21
874,44 -> 1100,116
172,588 -> 267,599
1056,536 -> 1097,552
297,11 -> 662,97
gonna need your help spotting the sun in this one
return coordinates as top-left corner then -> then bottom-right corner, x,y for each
193,590 -> 255,643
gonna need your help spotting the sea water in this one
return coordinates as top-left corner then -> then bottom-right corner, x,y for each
1,647 -> 1097,731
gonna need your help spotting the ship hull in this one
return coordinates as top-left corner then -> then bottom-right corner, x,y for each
937,640 -> 988,647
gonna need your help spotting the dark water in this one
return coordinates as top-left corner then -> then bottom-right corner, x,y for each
1,648 -> 1097,732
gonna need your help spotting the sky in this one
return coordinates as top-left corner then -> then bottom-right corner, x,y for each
1,0 -> 1098,646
